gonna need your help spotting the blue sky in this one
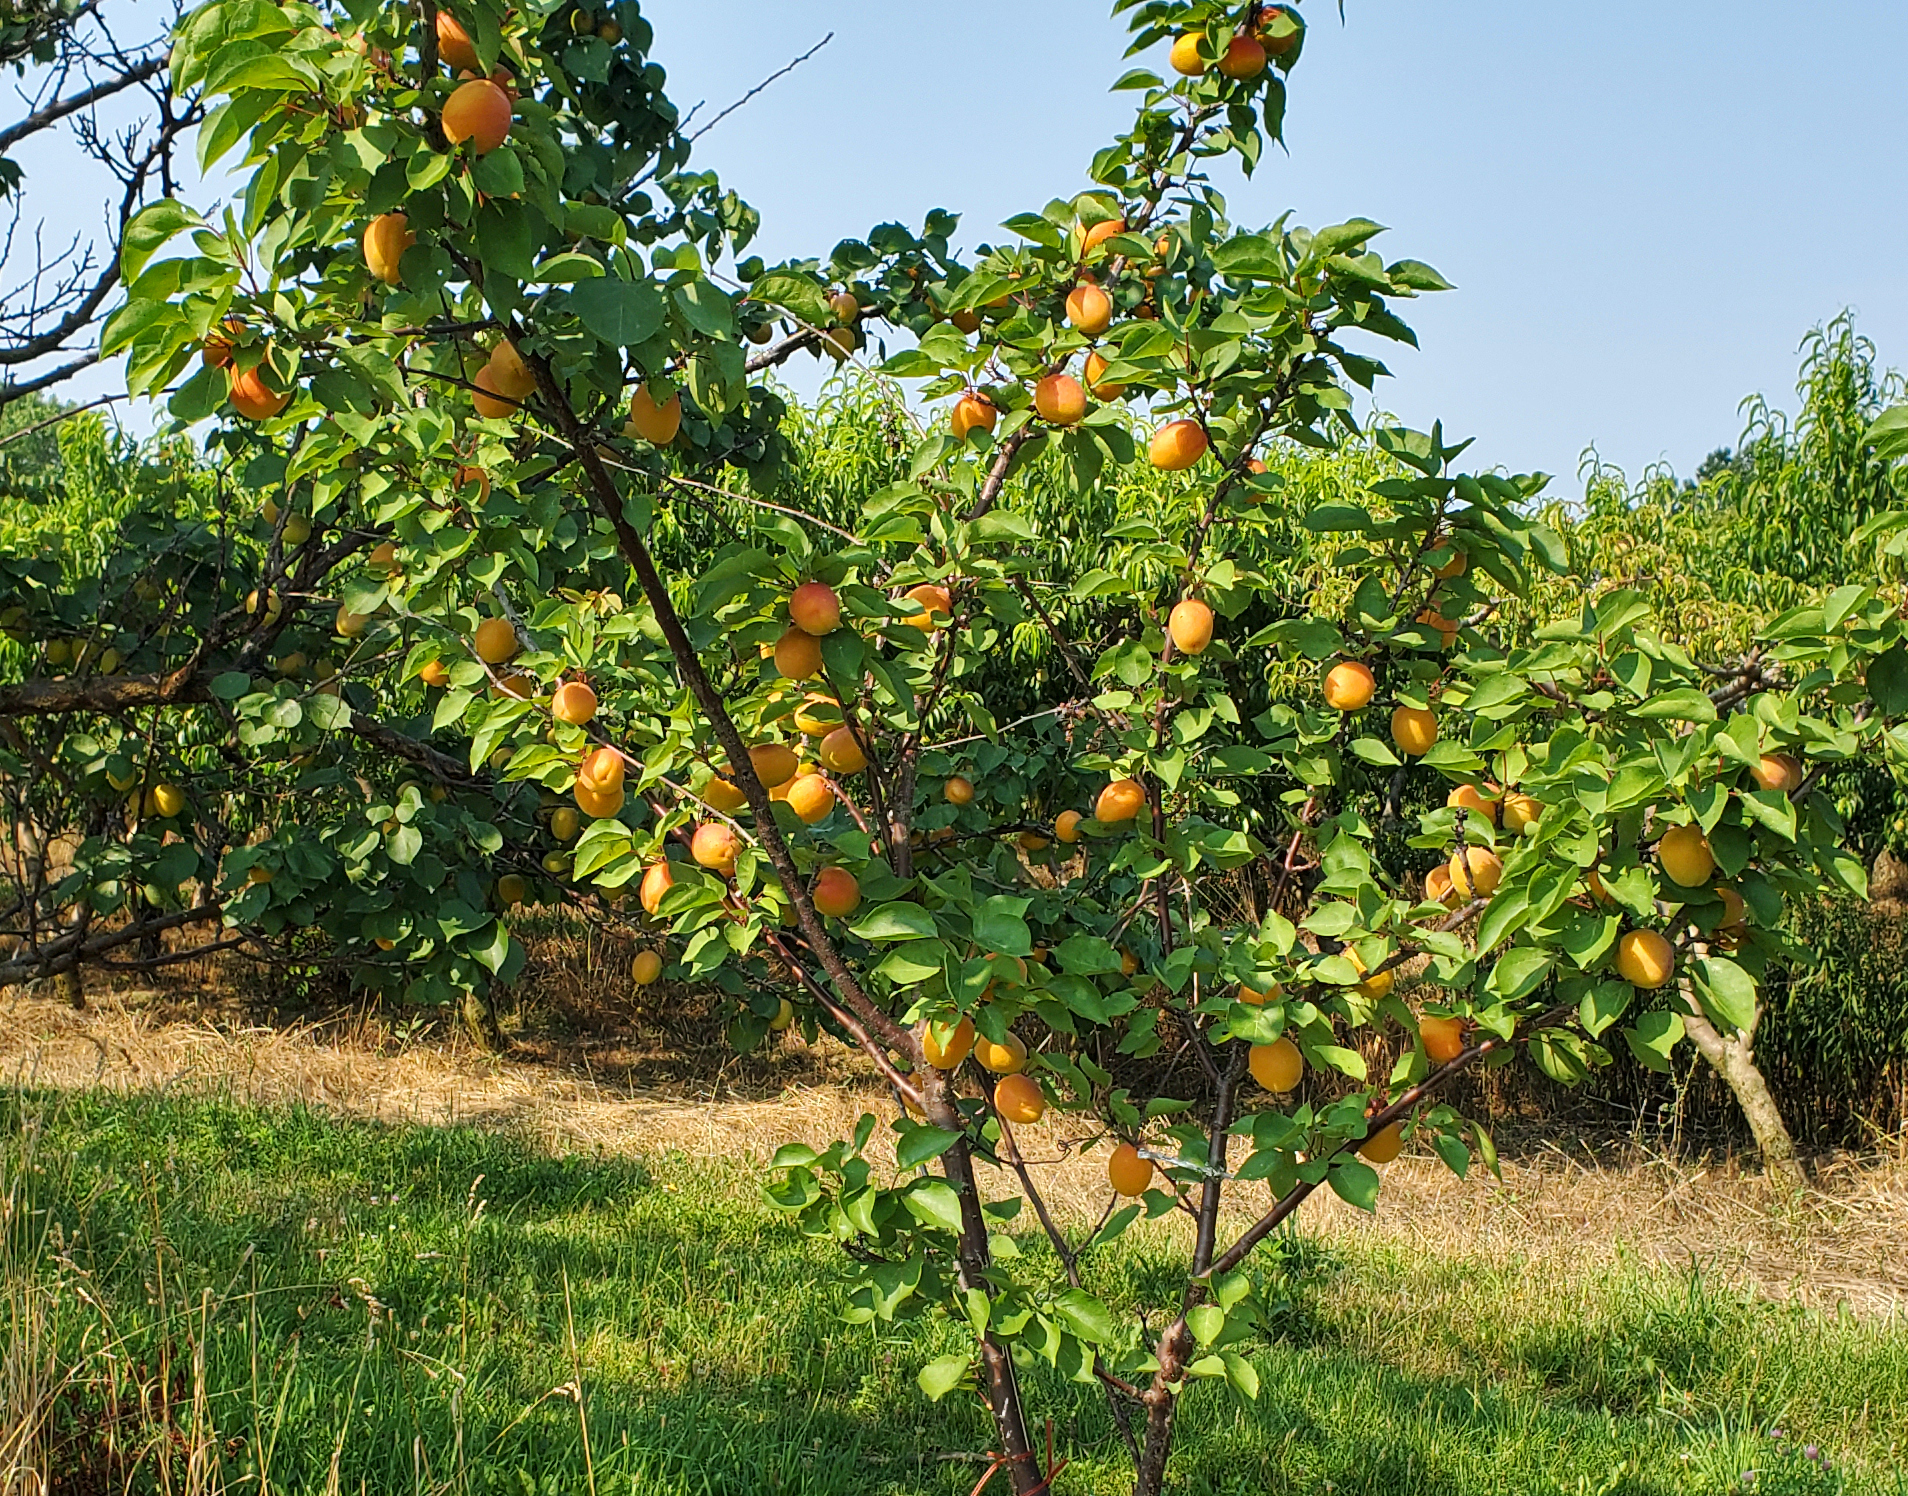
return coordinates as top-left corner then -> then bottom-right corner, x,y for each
643,0 -> 1908,493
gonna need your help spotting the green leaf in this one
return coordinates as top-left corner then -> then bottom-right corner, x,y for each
1187,1304 -> 1225,1345
569,276 -> 666,347
895,1124 -> 961,1170
1051,1288 -> 1118,1344
121,200 -> 204,281
1633,688 -> 1717,724
1221,1352 -> 1260,1400
917,1353 -> 971,1401
1623,1009 -> 1685,1073
1328,1157 -> 1380,1212
769,1143 -> 819,1169
1692,955 -> 1757,1034
850,902 -> 938,942
902,1179 -> 964,1235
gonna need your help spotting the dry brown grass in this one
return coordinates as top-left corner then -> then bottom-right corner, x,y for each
4,985 -> 1906,1322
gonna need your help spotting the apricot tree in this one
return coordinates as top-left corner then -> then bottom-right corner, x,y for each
4,2 -> 1907,1492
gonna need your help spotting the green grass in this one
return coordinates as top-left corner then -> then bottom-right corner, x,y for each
4,1090 -> 1905,1495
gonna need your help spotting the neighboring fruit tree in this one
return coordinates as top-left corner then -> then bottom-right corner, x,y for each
3,2 -> 1907,1491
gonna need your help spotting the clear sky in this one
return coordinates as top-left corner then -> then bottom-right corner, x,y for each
642,0 -> 1908,493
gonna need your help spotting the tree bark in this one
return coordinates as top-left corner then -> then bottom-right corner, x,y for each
1678,980 -> 1806,1188
460,987 -> 503,1054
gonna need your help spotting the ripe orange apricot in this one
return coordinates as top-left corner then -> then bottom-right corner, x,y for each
639,859 -> 676,915
363,211 -> 415,285
627,384 -> 682,444
419,658 -> 451,688
487,339 -> 536,400
787,580 -> 841,637
819,726 -> 867,775
1238,981 -> 1281,1006
443,78 -> 511,153
1054,809 -> 1083,843
902,583 -> 952,630
454,465 -> 492,502
1360,1120 -> 1405,1164
473,617 -> 518,664
550,681 -> 597,725
1424,864 -> 1456,907
471,364 -> 517,419
785,773 -> 835,825
1084,350 -> 1126,400
1248,1037 -> 1303,1093
201,316 -> 242,369
748,742 -> 799,789
574,779 -> 625,819
1433,547 -> 1469,580
1218,33 -> 1267,78
1080,217 -> 1126,257
1420,1015 -> 1466,1064
1322,661 -> 1376,711
579,745 -> 625,795
229,367 -> 291,421
1615,929 -> 1674,988
702,775 -> 747,812
1448,847 -> 1503,899
1108,1142 -> 1154,1196
1065,281 -> 1113,335
1716,887 -> 1747,928
436,11 -> 480,72
1657,823 -> 1715,888
691,822 -> 740,876
994,1073 -> 1046,1124
944,775 -> 975,806
1169,33 -> 1207,75
1168,598 -> 1214,655
774,627 -> 825,680
923,1015 -> 976,1069
793,695 -> 842,737
1501,792 -> 1542,834
812,865 -> 861,917
974,1030 -> 1029,1075
1258,4 -> 1302,54
1446,784 -> 1498,825
1390,706 -> 1437,756
1034,372 -> 1087,425
1149,418 -> 1208,471
1095,777 -> 1146,823
1346,947 -> 1394,999
1751,753 -> 1802,793
951,391 -> 998,439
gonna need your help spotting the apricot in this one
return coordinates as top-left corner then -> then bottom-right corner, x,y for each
335,606 -> 369,638
1716,887 -> 1747,929
748,743 -> 799,789
368,540 -> 400,575
1446,784 -> 1498,825
951,391 -> 998,439
229,367 -> 290,421
550,681 -> 597,725
629,949 -> 662,985
793,695 -> 841,737
455,465 -> 491,500
1390,706 -> 1437,757
818,726 -> 867,775
1080,217 -> 1126,257
923,1015 -> 975,1069
1034,372 -> 1087,425
1418,607 -> 1459,650
1258,4 -> 1302,55
443,78 -> 511,153
1420,1015 -> 1466,1065
1054,809 -> 1083,843
944,775 -> 975,806
201,317 -> 242,368
1657,823 -> 1715,888
1218,33 -> 1267,78
1019,829 -> 1051,853
1107,1142 -> 1154,1196
1434,547 -> 1469,580
1751,753 -> 1802,793
1501,792 -> 1542,834
1238,981 -> 1281,1006
574,780 -> 625,819
471,365 -> 516,419
473,617 -> 517,664
550,806 -> 580,842
974,1030 -> 1028,1075
1095,777 -> 1147,823
1248,1037 -> 1303,1093
1346,947 -> 1393,999
950,308 -> 983,334
902,583 -> 952,630
994,1073 -> 1046,1124
1169,33 -> 1206,76
578,746 -> 625,796
1168,597 -> 1214,655
1322,661 -> 1376,711
1065,281 -> 1112,335
487,339 -> 536,399
702,776 -> 747,813
435,11 -> 480,72
1084,350 -> 1126,400
812,865 -> 861,918
496,873 -> 527,906
1448,847 -> 1502,900
1149,418 -> 1208,471
363,211 -> 415,286
630,863 -> 676,919
1615,929 -> 1674,989
1360,1120 -> 1405,1164
828,289 -> 860,324
420,659 -> 452,689
774,627 -> 824,680
627,385 -> 682,444
1424,864 -> 1456,907
785,773 -> 835,825
789,581 -> 841,636
691,822 -> 740,876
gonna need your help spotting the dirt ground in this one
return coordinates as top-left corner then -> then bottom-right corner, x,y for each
3,979 -> 1906,1320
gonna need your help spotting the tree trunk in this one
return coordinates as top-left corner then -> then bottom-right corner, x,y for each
460,988 -> 503,1054
1678,980 -> 1805,1188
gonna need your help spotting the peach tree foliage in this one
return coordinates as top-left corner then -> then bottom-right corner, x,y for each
34,0 -> 1908,1489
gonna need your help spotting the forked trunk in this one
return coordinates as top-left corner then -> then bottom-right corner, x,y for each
1678,981 -> 1806,1188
